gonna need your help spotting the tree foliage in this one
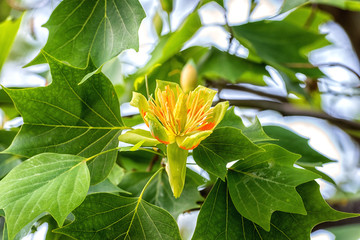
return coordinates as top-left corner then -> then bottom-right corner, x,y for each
0,0 -> 360,239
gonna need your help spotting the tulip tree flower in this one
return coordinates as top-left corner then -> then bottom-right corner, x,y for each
125,80 -> 228,198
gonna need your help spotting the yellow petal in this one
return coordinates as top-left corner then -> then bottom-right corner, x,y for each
210,101 -> 229,127
173,92 -> 187,132
166,142 -> 188,198
190,85 -> 217,110
145,113 -> 174,144
177,130 -> 213,150
130,92 -> 149,120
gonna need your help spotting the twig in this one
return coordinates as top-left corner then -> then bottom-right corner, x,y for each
146,150 -> 160,172
285,62 -> 360,83
206,80 -> 289,103
219,99 -> 360,130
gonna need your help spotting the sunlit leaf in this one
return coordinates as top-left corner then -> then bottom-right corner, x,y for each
280,0 -> 360,13
28,0 -> 145,69
4,53 -> 125,184
0,153 -> 90,240
0,16 -> 22,72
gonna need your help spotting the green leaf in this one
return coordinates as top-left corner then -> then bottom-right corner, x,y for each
0,153 -> 90,240
54,193 -> 182,240
192,179 -> 243,240
119,169 -> 203,218
4,53 -> 124,185
193,127 -> 261,179
0,16 -> 22,72
227,144 -> 319,231
193,179 -> 356,240
88,178 -> 129,194
108,163 -> 125,185
280,0 -> 308,13
263,125 -> 334,167
280,0 -> 360,12
217,107 -> 273,142
0,1 -> 11,23
327,224 -> 360,240
284,7 -> 333,33
28,0 -> 145,69
232,20 -> 328,77
198,48 -> 268,86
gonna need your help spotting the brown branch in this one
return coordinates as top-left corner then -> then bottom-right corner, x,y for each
146,150 -> 160,172
206,80 -> 289,103
221,99 -> 360,131
285,62 -> 360,83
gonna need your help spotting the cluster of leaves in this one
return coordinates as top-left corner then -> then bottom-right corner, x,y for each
0,0 -> 360,239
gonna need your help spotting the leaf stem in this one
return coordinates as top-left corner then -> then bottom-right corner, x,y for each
84,147 -> 123,162
139,167 -> 164,200
84,146 -> 165,162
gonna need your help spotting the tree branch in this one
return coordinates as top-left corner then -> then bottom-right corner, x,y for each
219,99 -> 360,131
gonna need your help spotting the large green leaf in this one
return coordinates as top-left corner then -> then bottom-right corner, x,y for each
4,53 -> 125,184
193,179 -> 356,240
54,193 -> 182,239
0,16 -> 22,72
263,125 -> 334,167
193,127 -> 261,179
280,0 -> 360,13
232,20 -> 328,77
198,48 -> 268,86
119,169 -> 203,218
216,107 -> 273,142
0,153 -> 90,240
227,144 -> 319,231
29,0 -> 145,68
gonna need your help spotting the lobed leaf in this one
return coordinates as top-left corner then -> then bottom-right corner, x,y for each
4,53 -> 124,184
193,127 -> 261,179
28,0 -> 145,69
216,107 -> 273,142
193,179 -> 356,240
54,193 -> 182,240
119,169 -> 203,218
0,153 -> 90,240
227,144 -> 319,230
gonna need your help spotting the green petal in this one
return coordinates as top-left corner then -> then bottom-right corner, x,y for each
156,79 -> 181,94
166,142 -> 188,198
173,92 -> 187,132
145,114 -> 174,144
211,101 -> 229,127
190,85 -> 217,109
118,129 -> 160,147
177,130 -> 213,150
130,92 -> 149,118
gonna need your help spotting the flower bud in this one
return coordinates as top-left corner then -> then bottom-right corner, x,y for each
152,11 -> 163,37
180,59 -> 197,93
160,0 -> 173,14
